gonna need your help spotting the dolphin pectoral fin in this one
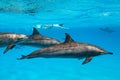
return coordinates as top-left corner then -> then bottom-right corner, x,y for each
3,43 -> 16,54
82,56 -> 93,65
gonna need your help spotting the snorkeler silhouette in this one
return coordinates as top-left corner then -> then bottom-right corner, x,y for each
99,27 -> 115,33
35,24 -> 69,30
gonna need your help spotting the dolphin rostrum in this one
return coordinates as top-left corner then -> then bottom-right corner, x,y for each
19,27 -> 61,47
17,33 -> 113,64
0,32 -> 28,54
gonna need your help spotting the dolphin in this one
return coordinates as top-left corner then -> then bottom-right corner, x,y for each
19,27 -> 61,47
17,33 -> 113,64
0,32 -> 28,54
99,27 -> 115,33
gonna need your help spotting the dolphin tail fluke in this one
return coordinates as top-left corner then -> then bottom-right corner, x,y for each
3,43 -> 16,54
17,55 -> 27,60
82,56 -> 93,65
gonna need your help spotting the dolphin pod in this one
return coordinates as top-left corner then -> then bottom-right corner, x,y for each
17,33 -> 113,65
0,28 -> 113,65
0,27 -> 61,54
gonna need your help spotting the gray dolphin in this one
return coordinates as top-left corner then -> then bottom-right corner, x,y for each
99,27 -> 115,33
19,27 -> 61,47
17,33 -> 113,64
0,32 -> 28,54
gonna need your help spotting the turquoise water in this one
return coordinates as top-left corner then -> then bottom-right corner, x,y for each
0,0 -> 120,80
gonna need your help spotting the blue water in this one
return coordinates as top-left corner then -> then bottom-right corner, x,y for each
0,0 -> 120,80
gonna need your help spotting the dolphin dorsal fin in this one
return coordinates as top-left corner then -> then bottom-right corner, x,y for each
32,27 -> 41,36
64,33 -> 74,43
